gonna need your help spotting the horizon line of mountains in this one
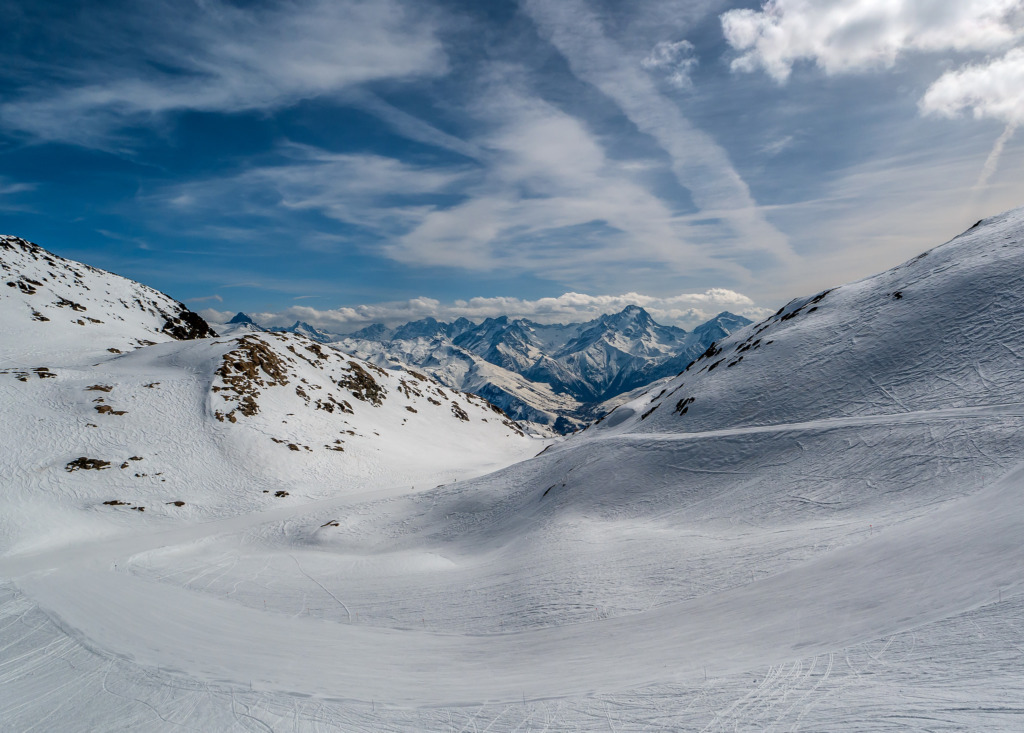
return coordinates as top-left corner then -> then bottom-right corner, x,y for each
226,306 -> 752,433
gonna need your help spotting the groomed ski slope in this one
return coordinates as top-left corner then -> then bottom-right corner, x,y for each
3,211 -> 1024,730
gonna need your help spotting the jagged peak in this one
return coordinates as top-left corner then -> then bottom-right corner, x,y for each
600,305 -> 654,326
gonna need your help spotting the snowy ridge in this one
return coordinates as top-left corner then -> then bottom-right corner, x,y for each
0,234 -> 214,366
340,334 -> 582,430
0,328 -> 535,555
592,210 -> 1024,437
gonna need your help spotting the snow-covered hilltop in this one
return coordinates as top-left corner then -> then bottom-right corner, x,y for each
0,236 -> 536,555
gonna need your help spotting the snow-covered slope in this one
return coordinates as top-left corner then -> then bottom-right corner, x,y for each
1,235 -> 215,366
593,211 -> 1024,437
0,238 -> 536,555
4,211 -> 1024,731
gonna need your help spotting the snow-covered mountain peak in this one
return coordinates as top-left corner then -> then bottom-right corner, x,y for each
273,320 -> 333,343
691,311 -> 749,340
338,306 -> 752,430
347,322 -> 393,341
562,305 -> 684,355
599,304 -> 654,331
391,316 -> 448,341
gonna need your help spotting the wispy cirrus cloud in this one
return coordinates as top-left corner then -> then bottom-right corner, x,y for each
385,85 -> 718,277
522,0 -> 795,267
185,294 -> 223,304
0,0 -> 445,146
344,90 -> 486,162
8,0 -> 1018,318
147,86 -> 759,286
151,142 -> 466,237
0,178 -> 35,196
201,288 -> 770,332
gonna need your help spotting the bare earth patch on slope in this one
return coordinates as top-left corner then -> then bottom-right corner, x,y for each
212,335 -> 293,422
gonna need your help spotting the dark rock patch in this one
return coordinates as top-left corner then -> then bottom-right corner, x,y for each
161,306 -> 216,340
336,361 -> 386,406
66,457 -> 111,472
95,404 -> 127,416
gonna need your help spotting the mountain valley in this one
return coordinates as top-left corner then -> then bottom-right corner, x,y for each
4,211 -> 1024,730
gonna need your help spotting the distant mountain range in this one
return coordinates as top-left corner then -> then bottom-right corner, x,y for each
229,307 -> 751,432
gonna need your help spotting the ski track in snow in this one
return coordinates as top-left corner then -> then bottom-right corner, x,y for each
2,582 -> 1024,731
3,404 -> 1024,729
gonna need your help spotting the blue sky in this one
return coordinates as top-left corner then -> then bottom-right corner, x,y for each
2,0 -> 1023,331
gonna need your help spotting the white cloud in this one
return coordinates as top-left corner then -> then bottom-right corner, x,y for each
919,47 -> 1024,194
0,0 -> 445,145
721,1 -> 1024,207
641,40 -> 699,89
921,47 -> 1024,124
523,0 -> 795,266
202,289 -> 771,332
722,0 -> 1024,82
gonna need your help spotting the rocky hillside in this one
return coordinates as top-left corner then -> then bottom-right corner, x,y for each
0,236 -> 537,555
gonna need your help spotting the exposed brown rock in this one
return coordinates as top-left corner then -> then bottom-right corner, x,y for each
66,457 -> 111,472
336,361 -> 386,406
